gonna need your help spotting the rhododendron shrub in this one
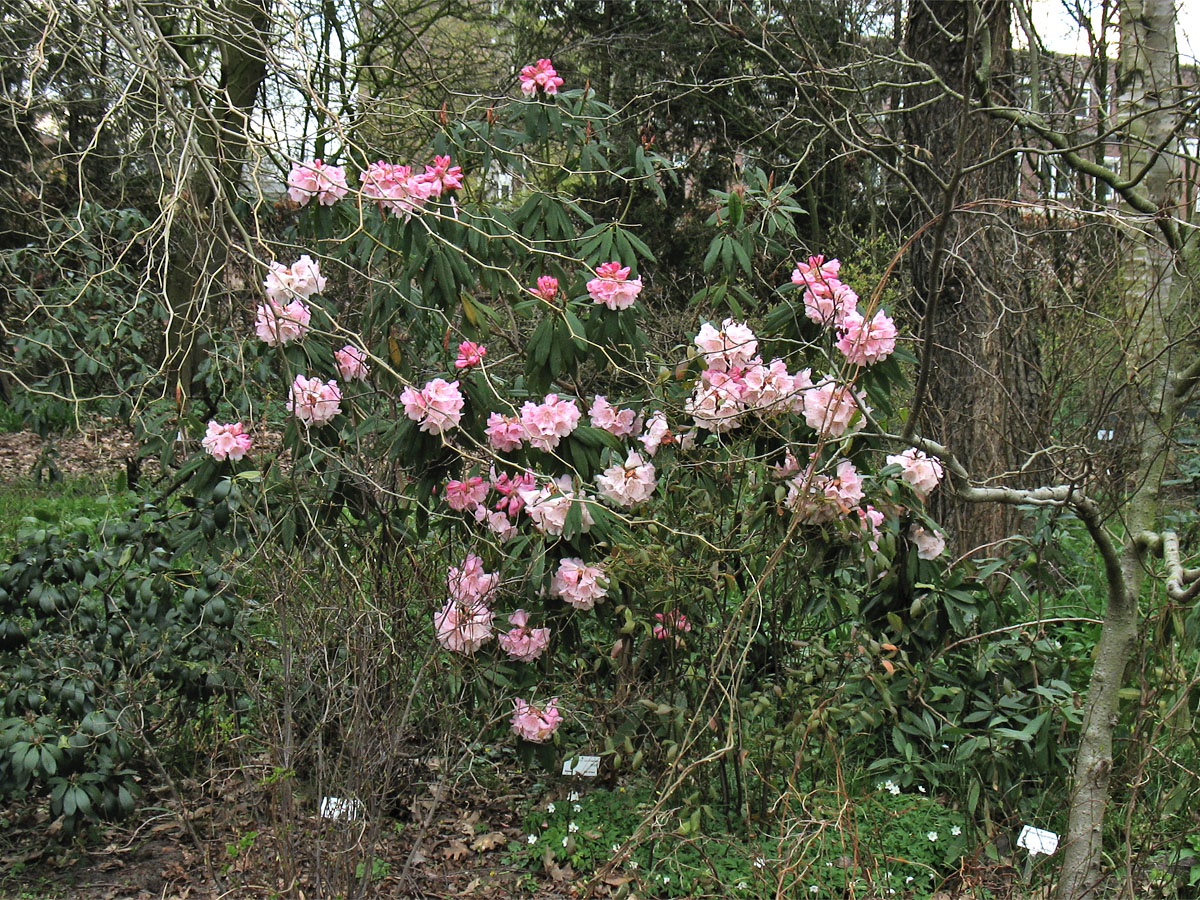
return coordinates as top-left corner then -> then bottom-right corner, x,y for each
192,82 -> 955,779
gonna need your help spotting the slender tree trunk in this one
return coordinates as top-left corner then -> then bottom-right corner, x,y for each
903,1 -> 1047,556
1057,1 -> 1185,897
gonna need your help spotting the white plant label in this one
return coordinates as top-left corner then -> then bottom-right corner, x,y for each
320,796 -> 365,820
1017,824 -> 1059,856
561,755 -> 601,777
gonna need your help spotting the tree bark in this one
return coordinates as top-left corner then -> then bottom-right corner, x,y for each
903,0 -> 1047,557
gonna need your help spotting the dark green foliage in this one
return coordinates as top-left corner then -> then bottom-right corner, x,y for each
0,494 -> 245,832
0,204 -> 161,430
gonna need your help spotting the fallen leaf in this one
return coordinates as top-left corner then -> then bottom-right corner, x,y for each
442,839 -> 471,861
470,831 -> 507,852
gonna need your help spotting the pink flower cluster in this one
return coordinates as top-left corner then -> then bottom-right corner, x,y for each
510,697 -> 562,742
639,411 -> 672,456
202,421 -> 252,461
653,610 -> 692,641
596,450 -> 657,506
687,320 -> 822,432
434,598 -> 494,654
446,476 -> 490,512
360,155 -> 462,217
519,475 -> 594,536
694,318 -> 759,372
531,275 -> 559,302
492,470 -> 536,516
287,159 -> 350,207
498,610 -> 551,662
485,412 -> 525,452
254,297 -> 311,346
886,448 -> 945,498
455,341 -> 486,369
586,262 -> 643,310
589,396 -> 638,437
335,345 -> 370,381
802,376 -> 870,437
401,378 -> 465,435
265,255 -> 327,302
909,524 -> 946,559
519,59 -> 564,97
785,459 -> 865,524
447,553 -> 499,605
519,393 -> 581,451
485,394 -> 584,452
791,255 -> 897,365
549,557 -> 609,610
836,309 -> 898,366
287,374 -> 342,426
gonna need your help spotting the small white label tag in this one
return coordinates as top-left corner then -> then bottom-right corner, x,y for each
1017,825 -> 1059,856
320,796 -> 365,820
562,755 -> 601,777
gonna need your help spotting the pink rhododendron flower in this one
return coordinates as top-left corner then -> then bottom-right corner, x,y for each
254,297 -> 311,345
518,58 -> 564,97
785,460 -> 864,523
790,255 -> 841,293
447,553 -> 499,604
596,450 -> 657,507
519,476 -> 594,536
287,159 -> 350,206
586,262 -> 643,310
498,610 -> 551,662
434,598 -> 494,654
549,558 -> 609,610
202,421 -> 252,461
858,504 -> 885,552
454,340 -> 487,369
445,476 -> 489,512
531,275 -> 559,302
741,358 -> 800,414
491,469 -> 536,517
693,318 -> 758,372
287,375 -> 342,426
803,281 -> 859,326
510,697 -> 562,742
422,155 -> 463,193
639,411 -> 673,456
589,396 -> 638,437
520,393 -> 581,451
770,450 -> 801,480
335,344 -> 370,381
400,378 -> 465,435
836,309 -> 898,366
802,377 -> 870,437
887,448 -> 945,498
909,524 -> 946,560
264,255 -> 327,301
688,367 -> 749,432
485,412 -> 526,452
653,610 -> 692,641
359,160 -> 448,217
475,507 -> 518,541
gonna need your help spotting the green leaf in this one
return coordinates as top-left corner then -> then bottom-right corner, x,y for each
702,237 -> 722,274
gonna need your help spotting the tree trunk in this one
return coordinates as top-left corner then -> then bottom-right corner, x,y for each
156,0 -> 272,404
1056,0 -> 1184,896
903,1 -> 1047,557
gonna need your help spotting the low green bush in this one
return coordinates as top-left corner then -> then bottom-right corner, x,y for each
0,491 -> 246,832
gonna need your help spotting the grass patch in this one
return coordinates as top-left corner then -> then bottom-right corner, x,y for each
0,474 -> 138,555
